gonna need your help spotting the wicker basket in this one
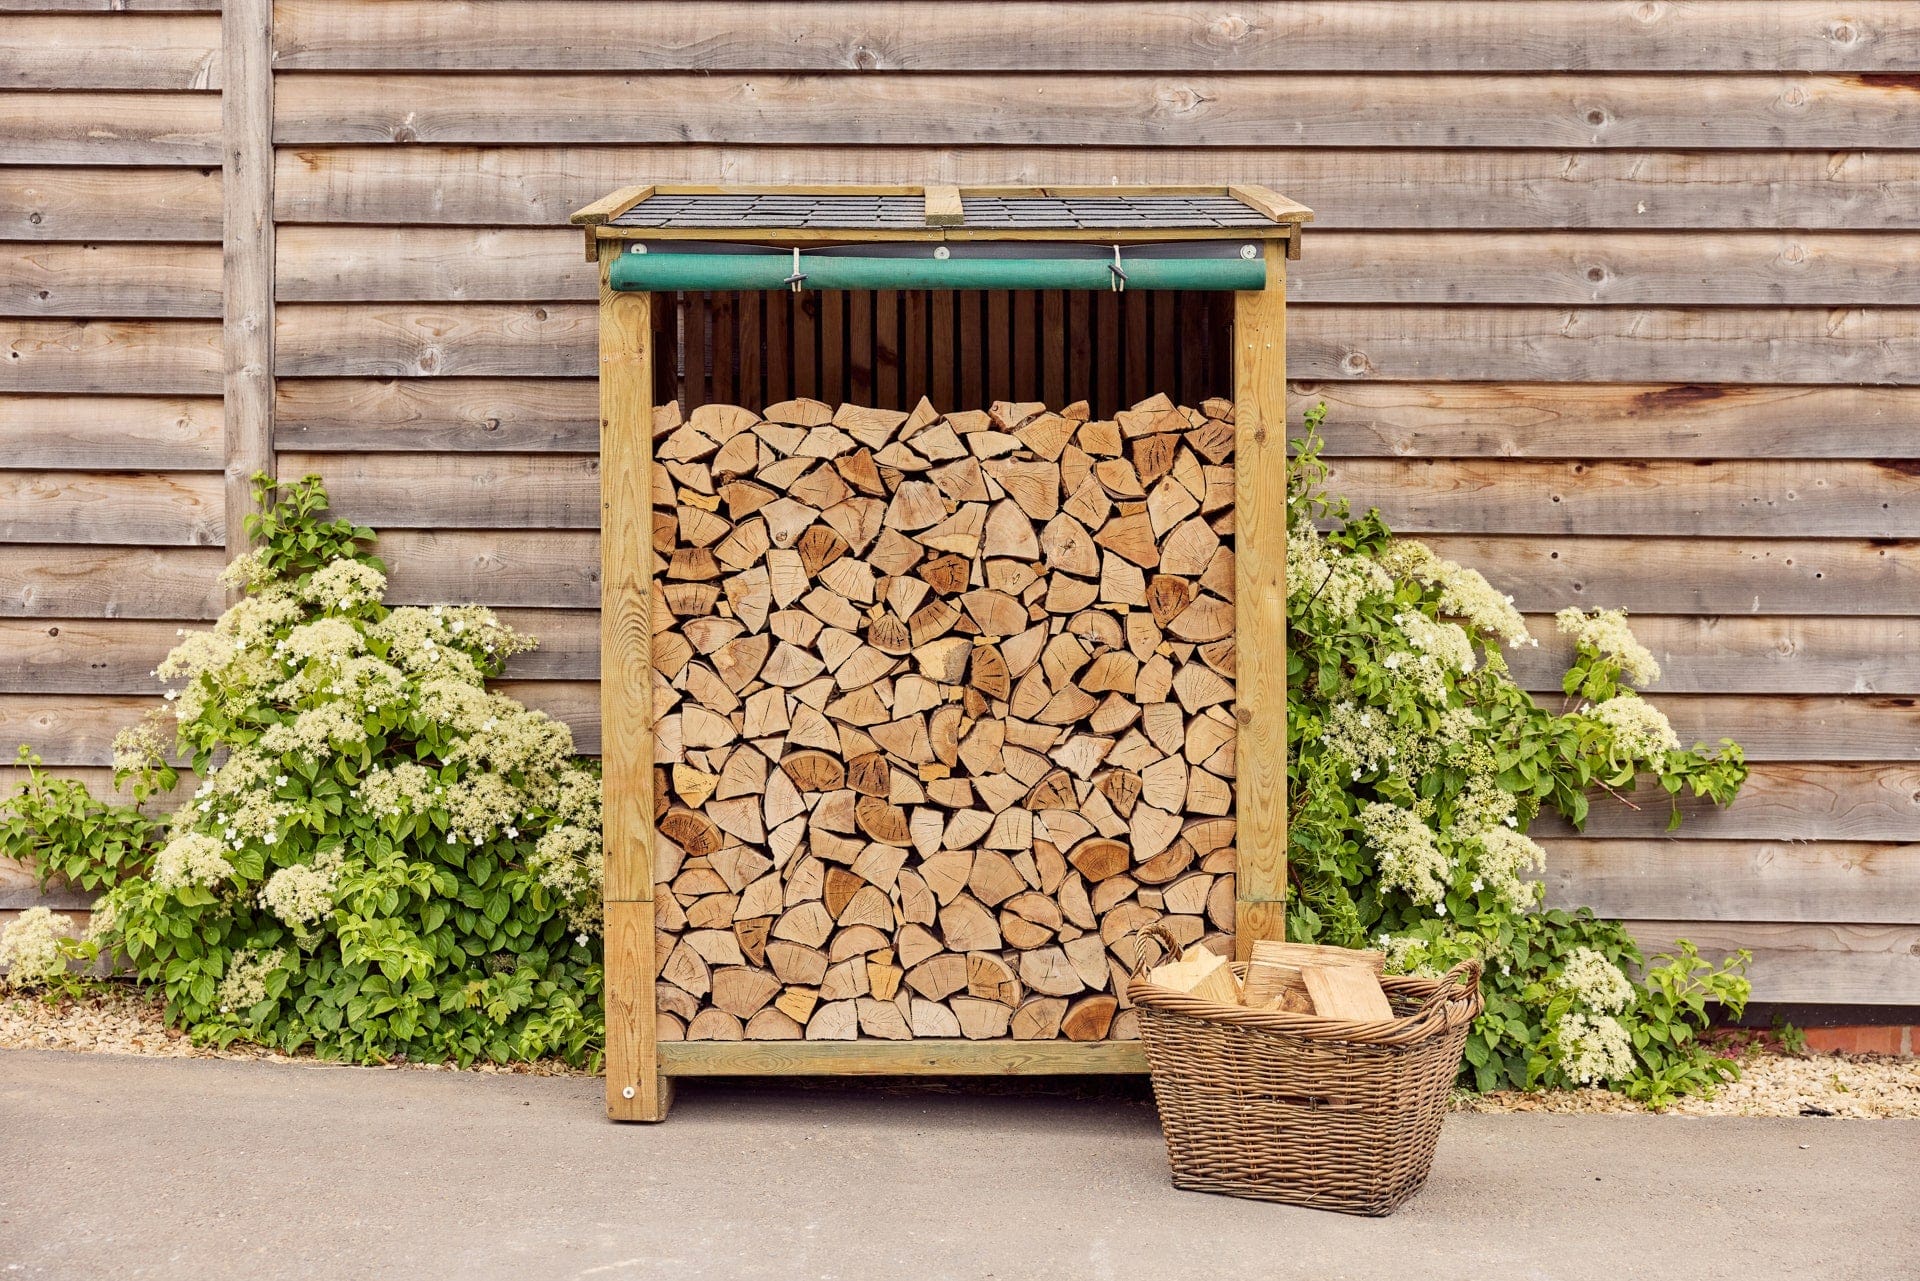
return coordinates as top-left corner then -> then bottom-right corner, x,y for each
1127,926 -> 1483,1216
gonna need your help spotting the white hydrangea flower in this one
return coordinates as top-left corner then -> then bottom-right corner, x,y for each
1558,947 -> 1635,1014
1556,607 -> 1661,687
1588,695 -> 1682,759
1558,1012 -> 1636,1085
1359,802 -> 1449,905
0,907 -> 73,990
152,832 -> 235,891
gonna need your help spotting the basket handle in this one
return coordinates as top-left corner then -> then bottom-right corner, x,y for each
1129,923 -> 1184,979
1410,958 -> 1482,1017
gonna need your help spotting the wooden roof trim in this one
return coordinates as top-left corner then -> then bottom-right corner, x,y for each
1228,184 -> 1315,225
569,184 -> 654,226
923,184 -> 964,227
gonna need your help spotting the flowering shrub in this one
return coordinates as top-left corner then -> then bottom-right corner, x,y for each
1287,410 -> 1753,1100
14,475 -> 605,1066
0,906 -> 80,994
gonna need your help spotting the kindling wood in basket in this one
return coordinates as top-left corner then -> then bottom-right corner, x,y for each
1128,925 -> 1483,1215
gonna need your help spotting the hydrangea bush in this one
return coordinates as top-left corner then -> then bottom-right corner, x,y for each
1285,410 -> 1753,1102
26,476 -> 606,1065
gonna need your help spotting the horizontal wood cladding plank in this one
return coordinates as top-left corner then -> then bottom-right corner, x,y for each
279,378 -> 1920,461
1296,230 -> 1920,306
275,227 -> 1920,307
271,73 -> 1920,149
277,226 -> 586,302
1509,614 -> 1920,696
0,166 -> 221,241
1544,840 -> 1920,925
0,693 -> 161,765
279,451 -> 599,528
271,2 -> 1920,73
0,92 -> 221,165
1299,383 -> 1920,460
0,857 -> 90,912
274,145 -> 1920,231
1325,459 -> 1920,538
274,303 -> 596,377
270,302 -> 1920,385
275,377 -> 596,452
2,320 -> 222,394
0,472 -> 221,546
1657,695 -> 1920,763
0,0 -> 216,9
0,395 -> 222,468
1296,306 -> 1920,385
1538,764 -> 1920,842
0,241 -> 222,318
0,545 -> 225,619
0,618 -> 174,693
1420,534 -> 1915,617
1626,920 -> 1920,1004
0,609 -> 589,693
492,679 -> 596,753
315,15 -> 1822,77
0,765 -> 176,810
0,14 -> 219,90
378,529 -> 598,608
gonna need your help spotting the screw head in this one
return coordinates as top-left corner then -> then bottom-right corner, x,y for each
621,1085 -> 636,1099
934,246 -> 952,260
1239,244 -> 1258,260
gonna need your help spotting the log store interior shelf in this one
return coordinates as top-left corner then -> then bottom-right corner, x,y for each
571,184 -> 1311,1121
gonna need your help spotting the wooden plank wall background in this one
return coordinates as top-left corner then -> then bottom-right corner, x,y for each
3,1 -> 1918,1005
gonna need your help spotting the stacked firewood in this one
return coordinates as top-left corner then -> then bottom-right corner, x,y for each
645,394 -> 1238,1041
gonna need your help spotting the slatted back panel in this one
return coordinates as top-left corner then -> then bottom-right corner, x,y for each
670,290 -> 1231,417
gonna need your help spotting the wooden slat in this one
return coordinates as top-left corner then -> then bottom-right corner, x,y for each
660,1038 -> 1146,1076
274,303 -> 596,377
0,92 -> 221,164
1298,383 -> 1920,460
1505,614 -> 1920,696
2,320 -> 222,394
0,472 -> 221,546
1626,920 -> 1920,1005
1324,459 -> 1920,538
0,166 -> 221,241
0,14 -> 219,89
0,694 -> 162,765
0,395 -> 223,469
1,857 -> 90,912
0,619 -> 175,694
275,377 -> 595,452
275,145 -> 1920,231
1419,534 -> 1914,617
0,242 -> 223,318
1293,231 -> 1920,306
1541,764 -> 1920,842
1623,695 -> 1920,762
0,0 -> 217,9
270,226 -> 583,301
1293,306 -> 1920,385
378,530 -> 599,608
271,2 -> 1920,73
273,73 -> 1920,149
0,610 -> 589,694
280,451 -> 598,528
0,545 -> 226,619
1545,841 -> 1920,925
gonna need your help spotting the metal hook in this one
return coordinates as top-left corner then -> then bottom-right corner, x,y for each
785,247 -> 806,293
1108,244 -> 1127,293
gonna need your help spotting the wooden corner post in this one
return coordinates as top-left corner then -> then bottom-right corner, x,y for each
598,239 -> 670,1121
1232,240 -> 1289,962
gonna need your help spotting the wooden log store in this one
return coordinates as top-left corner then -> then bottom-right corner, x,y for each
572,185 -> 1312,1121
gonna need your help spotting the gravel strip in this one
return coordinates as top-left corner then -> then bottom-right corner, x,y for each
7,984 -> 1915,1112
0,985 -> 588,1076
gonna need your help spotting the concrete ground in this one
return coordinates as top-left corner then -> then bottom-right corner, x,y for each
2,1051 -> 1914,1281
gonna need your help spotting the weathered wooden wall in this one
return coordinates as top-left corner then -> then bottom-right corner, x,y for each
4,2 -> 1918,1003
